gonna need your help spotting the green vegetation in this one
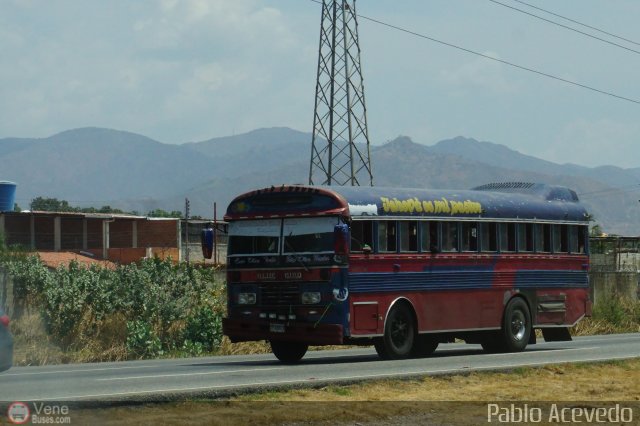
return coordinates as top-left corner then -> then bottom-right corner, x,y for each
29,196 -> 135,215
28,195 -> 185,218
573,296 -> 640,335
3,251 -> 225,363
147,208 -> 183,218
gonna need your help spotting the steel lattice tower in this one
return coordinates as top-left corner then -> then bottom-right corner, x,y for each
309,0 -> 373,186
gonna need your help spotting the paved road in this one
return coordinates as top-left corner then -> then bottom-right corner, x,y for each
1,333 -> 638,402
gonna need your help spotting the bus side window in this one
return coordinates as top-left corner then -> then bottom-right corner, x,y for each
350,221 -> 373,252
441,222 -> 458,252
399,221 -> 418,252
420,222 -> 439,253
480,222 -> 497,252
517,223 -> 534,252
535,224 -> 551,252
499,223 -> 516,252
568,225 -> 579,253
577,226 -> 587,254
460,222 -> 478,252
378,221 -> 397,253
553,224 -> 569,253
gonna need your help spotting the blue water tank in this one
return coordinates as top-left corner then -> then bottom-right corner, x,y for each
0,181 -> 17,212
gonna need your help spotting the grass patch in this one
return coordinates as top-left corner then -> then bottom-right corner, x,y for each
66,359 -> 640,426
573,297 -> 640,336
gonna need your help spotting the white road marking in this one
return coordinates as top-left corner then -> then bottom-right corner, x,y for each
96,367 -> 286,381
480,347 -> 599,356
1,364 -> 160,377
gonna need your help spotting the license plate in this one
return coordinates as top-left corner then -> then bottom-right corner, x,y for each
270,323 -> 285,333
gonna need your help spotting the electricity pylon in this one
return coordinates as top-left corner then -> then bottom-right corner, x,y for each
309,0 -> 373,186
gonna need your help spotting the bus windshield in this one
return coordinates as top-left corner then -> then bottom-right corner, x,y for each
228,219 -> 280,256
282,217 -> 337,254
228,217 -> 339,256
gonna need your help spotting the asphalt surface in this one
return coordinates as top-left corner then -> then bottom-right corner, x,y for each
1,333 -> 638,403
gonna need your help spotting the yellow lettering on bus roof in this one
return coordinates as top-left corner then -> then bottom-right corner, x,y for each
380,197 -> 482,216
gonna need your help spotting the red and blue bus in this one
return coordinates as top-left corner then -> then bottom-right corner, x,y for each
214,182 -> 591,362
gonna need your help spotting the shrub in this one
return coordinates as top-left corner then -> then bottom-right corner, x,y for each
3,254 -> 223,361
183,304 -> 223,353
592,296 -> 628,326
126,320 -> 163,358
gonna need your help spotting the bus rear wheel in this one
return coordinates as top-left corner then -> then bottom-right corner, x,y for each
374,303 -> 415,360
270,341 -> 308,363
482,298 -> 531,353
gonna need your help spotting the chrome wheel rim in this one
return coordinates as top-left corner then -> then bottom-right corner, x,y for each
511,310 -> 526,341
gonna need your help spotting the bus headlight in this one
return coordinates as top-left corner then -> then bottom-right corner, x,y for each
237,293 -> 256,305
301,292 -> 321,304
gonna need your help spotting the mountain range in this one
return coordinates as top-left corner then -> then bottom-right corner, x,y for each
1,127 -> 638,235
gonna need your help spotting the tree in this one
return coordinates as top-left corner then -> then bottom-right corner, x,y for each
590,223 -> 603,237
30,197 -> 74,212
30,197 -> 133,215
147,209 -> 183,218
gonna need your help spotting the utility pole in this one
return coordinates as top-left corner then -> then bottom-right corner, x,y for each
185,198 -> 190,264
309,0 -> 373,186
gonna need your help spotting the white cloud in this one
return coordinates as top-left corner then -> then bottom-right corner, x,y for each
0,0 -> 306,141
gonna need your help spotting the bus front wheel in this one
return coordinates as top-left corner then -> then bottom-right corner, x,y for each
374,303 -> 415,360
270,341 -> 308,363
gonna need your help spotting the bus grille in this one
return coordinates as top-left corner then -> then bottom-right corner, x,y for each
259,283 -> 299,305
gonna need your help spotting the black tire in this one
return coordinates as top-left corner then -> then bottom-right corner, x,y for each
270,341 -> 308,363
482,298 -> 531,353
502,298 -> 531,352
375,302 -> 416,360
411,335 -> 439,358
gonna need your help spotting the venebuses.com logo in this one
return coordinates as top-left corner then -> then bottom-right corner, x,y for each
6,401 -> 72,424
7,402 -> 30,424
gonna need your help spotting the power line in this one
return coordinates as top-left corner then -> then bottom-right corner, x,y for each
512,0 -> 640,47
487,0 -> 640,56
314,2 -> 640,105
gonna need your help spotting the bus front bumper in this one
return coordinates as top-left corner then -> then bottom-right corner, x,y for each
223,318 -> 344,345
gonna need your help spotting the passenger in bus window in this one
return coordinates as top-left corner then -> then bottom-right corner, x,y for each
351,221 -> 373,252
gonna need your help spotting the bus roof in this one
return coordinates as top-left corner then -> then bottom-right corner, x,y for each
225,183 -> 590,223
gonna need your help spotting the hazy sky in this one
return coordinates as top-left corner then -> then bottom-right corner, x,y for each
1,0 -> 639,168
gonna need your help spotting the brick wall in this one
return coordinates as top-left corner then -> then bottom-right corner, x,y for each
3,215 -> 30,247
61,217 -> 84,250
138,220 -> 178,248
